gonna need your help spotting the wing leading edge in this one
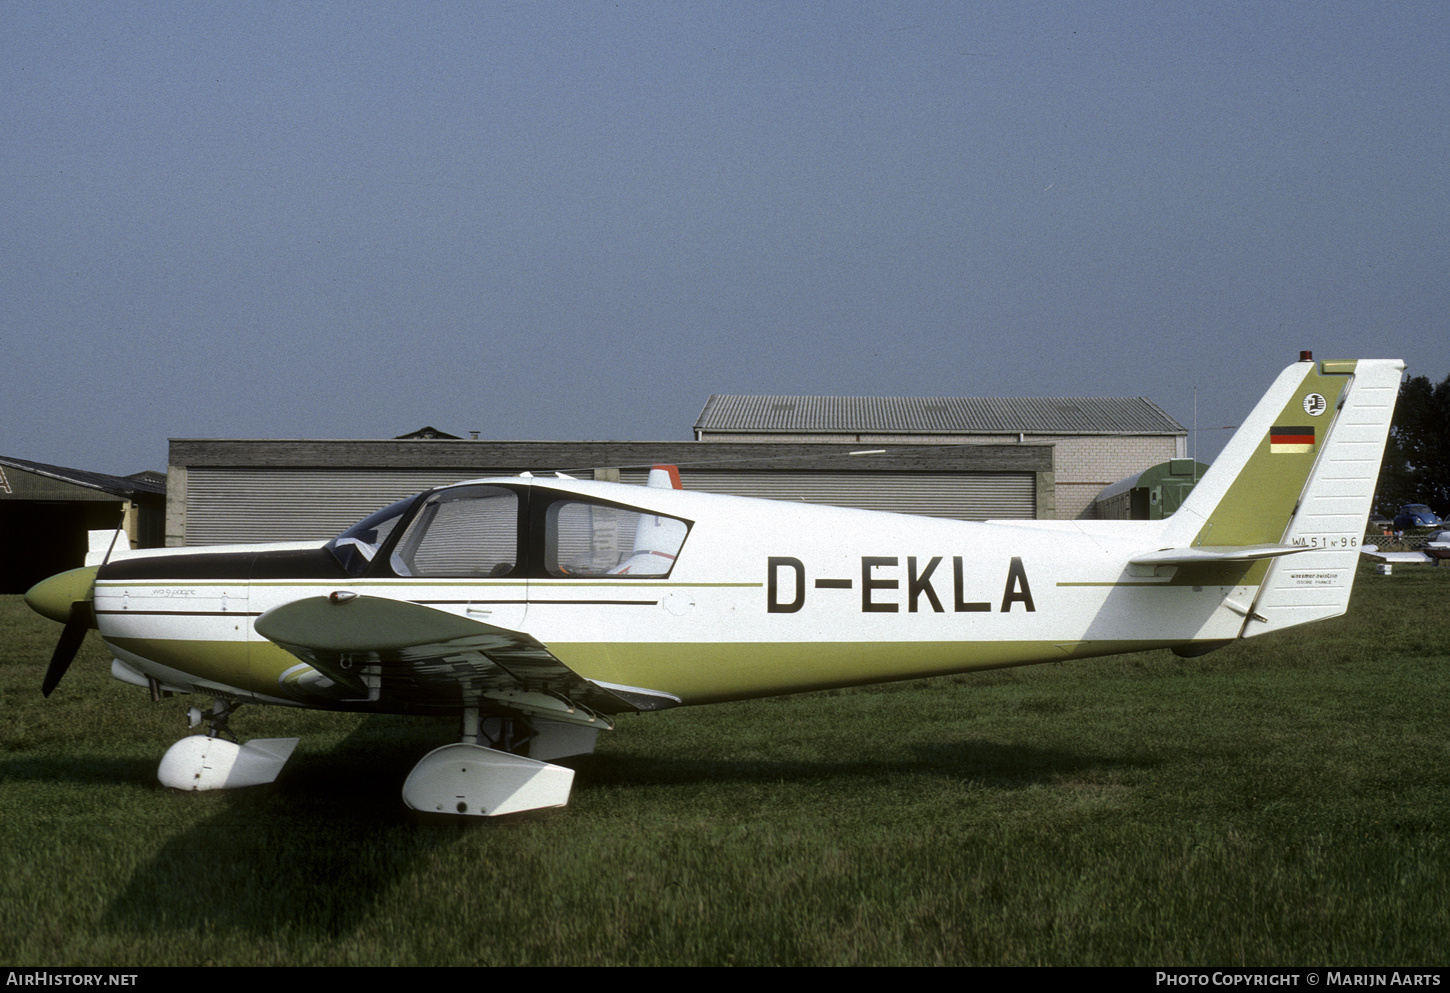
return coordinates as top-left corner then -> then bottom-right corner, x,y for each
254,595 -> 681,722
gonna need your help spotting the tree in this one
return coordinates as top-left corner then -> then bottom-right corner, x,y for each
1376,372 -> 1450,516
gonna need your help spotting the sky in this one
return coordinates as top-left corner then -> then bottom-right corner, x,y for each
4,1 -> 1447,476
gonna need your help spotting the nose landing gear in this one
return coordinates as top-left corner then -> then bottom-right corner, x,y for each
157,697 -> 299,791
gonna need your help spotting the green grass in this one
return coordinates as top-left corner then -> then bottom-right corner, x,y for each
2,563 -> 1448,965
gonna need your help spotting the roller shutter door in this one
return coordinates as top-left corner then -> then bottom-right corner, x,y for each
185,469 -> 569,545
622,470 -> 1034,521
186,468 -> 1034,545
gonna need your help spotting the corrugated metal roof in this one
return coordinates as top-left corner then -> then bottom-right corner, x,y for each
694,395 -> 1185,436
0,455 -> 167,497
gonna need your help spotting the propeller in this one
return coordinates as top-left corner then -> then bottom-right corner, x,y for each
41,598 -> 96,697
25,520 -> 126,697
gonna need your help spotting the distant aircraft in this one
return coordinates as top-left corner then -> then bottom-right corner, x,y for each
1361,528 -> 1450,566
26,354 -> 1403,816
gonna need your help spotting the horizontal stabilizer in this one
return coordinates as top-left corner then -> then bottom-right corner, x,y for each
1130,544 -> 1310,567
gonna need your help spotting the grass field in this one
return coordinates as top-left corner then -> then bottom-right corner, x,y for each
2,562 -> 1447,966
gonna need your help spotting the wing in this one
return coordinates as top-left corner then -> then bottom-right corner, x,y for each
255,594 -> 680,724
1360,548 -> 1434,564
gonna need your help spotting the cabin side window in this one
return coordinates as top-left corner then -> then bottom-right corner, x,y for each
544,499 -> 689,577
391,486 -> 520,578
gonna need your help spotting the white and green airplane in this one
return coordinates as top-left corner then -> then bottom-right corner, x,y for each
26,354 -> 1402,816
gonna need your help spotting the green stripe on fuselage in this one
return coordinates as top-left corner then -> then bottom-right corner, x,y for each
551,639 -> 1180,706
107,636 -> 325,702
107,634 -> 1186,711
107,637 -> 255,691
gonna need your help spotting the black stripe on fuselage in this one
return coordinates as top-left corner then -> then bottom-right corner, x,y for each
101,547 -> 347,582
95,610 -> 263,618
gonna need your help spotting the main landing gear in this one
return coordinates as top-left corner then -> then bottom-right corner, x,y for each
154,699 -> 598,816
401,708 -> 598,817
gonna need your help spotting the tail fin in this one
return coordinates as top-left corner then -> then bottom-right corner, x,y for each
1160,356 -> 1403,635
646,464 -> 683,490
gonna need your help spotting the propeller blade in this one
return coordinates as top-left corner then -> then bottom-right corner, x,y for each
42,600 -> 96,698
30,515 -> 124,697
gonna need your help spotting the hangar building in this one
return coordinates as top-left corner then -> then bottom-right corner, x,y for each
165,440 -> 1052,546
693,394 -> 1187,521
0,456 -> 166,592
163,393 -> 1184,546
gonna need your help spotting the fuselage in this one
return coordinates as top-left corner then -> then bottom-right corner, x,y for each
88,477 -> 1259,712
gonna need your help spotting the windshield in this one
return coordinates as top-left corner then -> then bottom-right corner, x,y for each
390,485 -> 520,577
324,495 -> 420,576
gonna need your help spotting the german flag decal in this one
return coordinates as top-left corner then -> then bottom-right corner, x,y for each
1270,425 -> 1315,453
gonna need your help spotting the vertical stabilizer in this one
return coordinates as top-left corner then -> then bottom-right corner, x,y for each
646,464 -> 683,489
1162,357 -> 1350,550
1240,358 -> 1403,636
1159,356 -> 1402,636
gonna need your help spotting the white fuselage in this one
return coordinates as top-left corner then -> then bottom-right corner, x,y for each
95,481 -> 1263,710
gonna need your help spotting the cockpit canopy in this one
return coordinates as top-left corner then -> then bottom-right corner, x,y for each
325,483 -> 691,579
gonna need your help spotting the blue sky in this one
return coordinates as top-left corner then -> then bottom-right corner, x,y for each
4,1 -> 1446,475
